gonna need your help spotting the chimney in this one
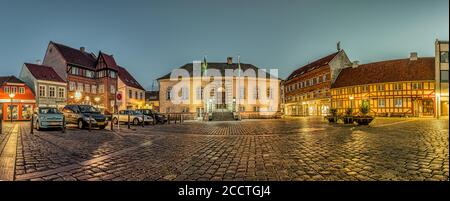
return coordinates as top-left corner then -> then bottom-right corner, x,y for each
410,52 -> 418,61
227,57 -> 233,65
352,61 -> 359,68
80,47 -> 85,53
337,41 -> 341,51
35,59 -> 42,65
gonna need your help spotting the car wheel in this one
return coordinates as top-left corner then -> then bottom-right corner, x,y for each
99,126 -> 106,130
133,118 -> 140,125
78,119 -> 84,129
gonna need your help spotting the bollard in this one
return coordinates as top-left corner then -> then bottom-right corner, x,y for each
181,114 -> 183,124
168,114 -> 170,125
174,114 -> 177,124
89,115 -> 92,132
1,116 -> 3,134
62,116 -> 66,133
110,115 -> 114,131
128,113 -> 131,129
142,113 -> 145,127
30,115 -> 34,134
153,113 -> 156,125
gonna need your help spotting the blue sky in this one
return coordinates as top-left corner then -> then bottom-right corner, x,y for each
0,0 -> 448,90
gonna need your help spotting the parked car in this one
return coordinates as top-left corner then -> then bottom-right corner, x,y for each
135,109 -> 167,124
112,110 -> 153,125
34,107 -> 64,131
62,105 -> 108,129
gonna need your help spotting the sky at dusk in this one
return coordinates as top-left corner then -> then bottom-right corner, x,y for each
0,0 -> 448,90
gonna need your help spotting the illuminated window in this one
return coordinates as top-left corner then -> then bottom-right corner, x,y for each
3,86 -> 10,94
394,83 -> 402,91
395,98 -> 402,107
378,99 -> 385,107
377,84 -> 385,91
19,87 -> 25,94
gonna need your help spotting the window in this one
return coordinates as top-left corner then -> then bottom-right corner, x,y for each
70,67 -> 79,75
323,74 -> 327,82
412,82 -> 423,90
3,86 -> 10,94
58,87 -> 65,98
360,86 -> 367,93
378,99 -> 385,107
97,70 -> 106,78
135,91 -> 138,99
140,92 -> 143,100
440,51 -> 449,63
49,86 -> 56,97
129,90 -> 133,98
181,87 -> 189,100
11,87 -> 17,94
98,85 -> 105,93
166,87 -> 172,100
77,83 -> 83,92
85,84 -> 90,93
110,85 -> 116,94
19,87 -> 25,94
39,85 -> 46,97
253,106 -> 260,112
377,84 -> 385,91
69,82 -> 76,91
91,85 -> 97,94
110,71 -> 117,78
441,70 -> 449,82
395,98 -> 402,107
86,70 -> 95,78
394,83 -> 402,91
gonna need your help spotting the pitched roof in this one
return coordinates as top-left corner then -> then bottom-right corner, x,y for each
332,57 -> 435,88
0,75 -> 25,85
118,66 -> 145,90
50,41 -> 97,69
157,62 -> 276,80
99,52 -> 119,71
24,63 -> 65,83
287,51 -> 340,80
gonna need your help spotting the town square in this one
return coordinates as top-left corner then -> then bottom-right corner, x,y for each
0,0 -> 448,185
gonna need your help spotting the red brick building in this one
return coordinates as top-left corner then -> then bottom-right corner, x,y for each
42,41 -> 119,114
283,49 -> 351,116
0,76 -> 36,121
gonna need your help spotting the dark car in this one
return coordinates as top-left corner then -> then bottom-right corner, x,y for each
62,105 -> 108,129
135,109 -> 167,124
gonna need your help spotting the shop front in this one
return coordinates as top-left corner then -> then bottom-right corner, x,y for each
0,100 -> 35,121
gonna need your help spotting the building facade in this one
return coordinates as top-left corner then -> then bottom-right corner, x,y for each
0,76 -> 36,121
435,40 -> 449,118
145,91 -> 160,112
42,41 -> 119,114
158,57 -> 281,119
117,66 -> 146,110
19,63 -> 67,109
331,54 -> 436,117
283,49 -> 351,116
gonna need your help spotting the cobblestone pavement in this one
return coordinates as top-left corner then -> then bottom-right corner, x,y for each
1,117 -> 448,181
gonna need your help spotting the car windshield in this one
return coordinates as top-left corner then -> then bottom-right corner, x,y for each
133,111 -> 143,115
79,105 -> 100,113
39,108 -> 61,114
140,110 -> 151,115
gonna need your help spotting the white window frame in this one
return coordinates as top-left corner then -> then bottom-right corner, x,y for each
49,86 -> 56,98
39,85 -> 46,97
378,99 -> 385,107
58,87 -> 65,98
19,87 -> 25,94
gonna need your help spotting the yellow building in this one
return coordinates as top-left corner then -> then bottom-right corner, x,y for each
158,57 -> 281,120
331,54 -> 436,117
144,91 -> 160,112
117,66 -> 145,110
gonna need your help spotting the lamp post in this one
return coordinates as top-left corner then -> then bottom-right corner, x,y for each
232,97 -> 236,112
9,93 -> 15,124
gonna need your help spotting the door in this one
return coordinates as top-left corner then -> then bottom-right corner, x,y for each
422,99 -> 434,116
412,99 -> 422,117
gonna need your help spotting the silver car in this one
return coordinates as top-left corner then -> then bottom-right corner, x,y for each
112,110 -> 153,125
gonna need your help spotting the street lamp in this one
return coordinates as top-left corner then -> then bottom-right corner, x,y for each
9,93 -> 15,123
232,97 -> 236,112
